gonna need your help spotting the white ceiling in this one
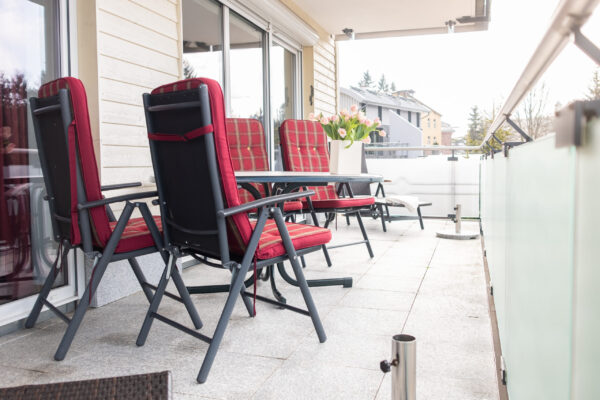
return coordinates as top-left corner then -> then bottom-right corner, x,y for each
289,0 -> 488,39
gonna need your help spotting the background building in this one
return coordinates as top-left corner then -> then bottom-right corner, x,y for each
340,86 -> 428,158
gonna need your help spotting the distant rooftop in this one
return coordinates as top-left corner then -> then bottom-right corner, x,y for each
341,86 -> 430,113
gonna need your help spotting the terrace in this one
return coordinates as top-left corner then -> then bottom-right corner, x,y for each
1,0 -> 600,399
0,218 -> 497,399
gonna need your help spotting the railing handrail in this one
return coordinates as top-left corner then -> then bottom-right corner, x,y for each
365,145 -> 479,151
481,0 -> 600,147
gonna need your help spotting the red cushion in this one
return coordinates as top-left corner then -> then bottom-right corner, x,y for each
280,119 -> 374,207
38,78 -> 112,248
284,201 -> 304,212
248,220 -> 331,260
109,216 -> 163,253
151,79 -> 254,253
226,118 -> 268,205
226,118 -> 303,214
306,196 -> 375,209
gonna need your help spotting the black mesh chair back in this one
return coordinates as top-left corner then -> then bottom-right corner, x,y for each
144,86 -> 222,258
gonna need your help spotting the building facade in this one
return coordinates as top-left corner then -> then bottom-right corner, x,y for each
0,0 -> 341,329
340,86 -> 428,158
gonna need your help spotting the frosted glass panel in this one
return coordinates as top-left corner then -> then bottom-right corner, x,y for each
572,118 -> 600,400
504,136 -> 575,400
481,135 -> 576,400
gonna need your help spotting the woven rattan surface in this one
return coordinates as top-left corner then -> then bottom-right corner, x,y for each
0,370 -> 171,400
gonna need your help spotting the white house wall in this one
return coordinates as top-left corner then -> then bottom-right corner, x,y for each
96,0 -> 181,193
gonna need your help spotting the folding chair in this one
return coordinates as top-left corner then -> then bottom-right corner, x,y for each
348,149 -> 432,232
279,119 -> 376,263
225,118 -> 303,214
26,77 -> 202,361
138,78 -> 330,383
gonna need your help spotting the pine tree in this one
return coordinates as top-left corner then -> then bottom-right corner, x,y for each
586,69 -> 600,100
377,74 -> 389,93
183,59 -> 196,79
358,70 -> 373,88
465,106 -> 483,146
390,82 -> 397,92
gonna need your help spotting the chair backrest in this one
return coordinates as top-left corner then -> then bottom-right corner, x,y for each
279,119 -> 337,201
31,78 -> 111,249
145,79 -> 253,259
226,118 -> 268,203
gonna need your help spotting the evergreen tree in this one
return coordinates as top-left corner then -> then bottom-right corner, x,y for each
586,69 -> 600,100
390,82 -> 397,92
183,59 -> 196,79
358,70 -> 373,88
465,106 -> 483,146
377,74 -> 389,93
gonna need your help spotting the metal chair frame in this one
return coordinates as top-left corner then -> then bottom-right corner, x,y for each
26,89 -> 201,361
140,84 -> 327,383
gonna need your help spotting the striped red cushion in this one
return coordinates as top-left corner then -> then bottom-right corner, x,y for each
108,216 -> 163,253
250,220 -> 331,260
279,119 -> 338,201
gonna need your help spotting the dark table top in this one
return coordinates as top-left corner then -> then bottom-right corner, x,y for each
235,171 -> 383,184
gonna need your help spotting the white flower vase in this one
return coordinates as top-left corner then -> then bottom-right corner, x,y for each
329,140 -> 362,175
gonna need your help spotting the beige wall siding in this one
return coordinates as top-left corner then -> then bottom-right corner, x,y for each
309,35 -> 337,117
95,0 -> 181,188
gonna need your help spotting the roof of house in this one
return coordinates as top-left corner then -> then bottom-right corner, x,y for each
341,86 -> 429,113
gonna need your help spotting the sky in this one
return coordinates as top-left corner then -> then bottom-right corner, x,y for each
338,0 -> 600,137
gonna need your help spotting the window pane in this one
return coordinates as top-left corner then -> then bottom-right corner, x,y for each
0,0 -> 64,304
271,43 -> 295,170
182,0 -> 223,84
229,11 -> 264,120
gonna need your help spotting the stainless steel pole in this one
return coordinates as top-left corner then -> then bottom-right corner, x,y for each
455,204 -> 462,234
380,334 -> 416,400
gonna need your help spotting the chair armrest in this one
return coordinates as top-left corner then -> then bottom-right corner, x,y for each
217,191 -> 314,218
383,179 -> 393,183
101,182 -> 143,191
78,190 -> 158,210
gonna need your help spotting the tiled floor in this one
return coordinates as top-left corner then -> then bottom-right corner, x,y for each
0,218 -> 499,399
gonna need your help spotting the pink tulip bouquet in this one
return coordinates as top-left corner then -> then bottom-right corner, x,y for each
309,104 -> 385,147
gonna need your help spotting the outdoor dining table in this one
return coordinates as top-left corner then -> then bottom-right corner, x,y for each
234,170 -> 384,304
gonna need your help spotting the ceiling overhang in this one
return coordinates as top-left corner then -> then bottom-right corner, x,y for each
287,0 -> 490,41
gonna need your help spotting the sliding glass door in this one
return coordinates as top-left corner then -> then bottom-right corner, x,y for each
0,0 -> 78,326
182,0 -> 301,167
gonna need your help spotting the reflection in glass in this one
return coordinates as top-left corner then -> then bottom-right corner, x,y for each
182,0 -> 223,84
229,11 -> 264,121
0,0 -> 63,305
271,44 -> 295,170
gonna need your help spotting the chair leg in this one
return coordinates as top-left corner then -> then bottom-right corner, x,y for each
25,243 -> 70,329
54,253 -> 109,361
197,262 -> 250,383
309,209 -> 332,267
272,208 -> 326,343
54,202 -> 135,361
355,212 -> 375,258
379,204 -> 387,232
270,263 -> 287,304
417,206 -> 425,230
236,269 -> 255,317
196,210 -> 268,384
136,255 -> 174,347
128,258 -> 154,303
171,267 -> 204,329
346,214 -> 351,226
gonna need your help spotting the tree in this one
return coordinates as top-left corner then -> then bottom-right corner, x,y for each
586,69 -> 600,100
183,58 -> 196,79
358,70 -> 374,88
514,82 -> 550,139
390,82 -> 397,92
377,74 -> 389,93
465,105 -> 483,146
